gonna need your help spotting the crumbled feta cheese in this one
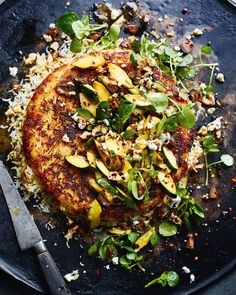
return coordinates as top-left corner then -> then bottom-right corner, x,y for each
187,140 -> 204,171
192,28 -> 203,36
148,142 -> 158,151
103,119 -> 110,126
79,131 -> 91,140
111,8 -> 121,20
112,257 -> 119,265
78,120 -> 87,130
43,34 -> 53,43
182,266 -> 190,273
207,107 -> 216,115
190,274 -> 195,283
25,53 -> 37,65
166,195 -> 181,209
50,41 -> 59,51
207,116 -> 222,132
62,134 -> 70,143
105,264 -> 110,270
64,270 -> 79,282
216,73 -> 225,83
133,220 -> 139,225
9,67 -> 18,77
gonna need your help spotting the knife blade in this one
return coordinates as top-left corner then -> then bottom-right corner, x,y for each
0,161 -> 72,295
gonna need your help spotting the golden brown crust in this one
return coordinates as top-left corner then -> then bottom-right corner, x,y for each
23,50 -> 182,224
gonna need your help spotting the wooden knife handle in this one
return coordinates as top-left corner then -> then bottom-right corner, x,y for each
35,242 -> 72,295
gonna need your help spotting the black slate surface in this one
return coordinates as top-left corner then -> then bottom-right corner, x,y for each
0,0 -> 236,295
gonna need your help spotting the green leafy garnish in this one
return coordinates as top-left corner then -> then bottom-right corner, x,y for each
70,38 -> 82,53
202,135 -> 234,185
201,45 -> 212,55
177,105 -> 196,129
96,178 -> 118,195
55,12 -> 79,35
113,101 -> 135,132
145,271 -> 179,288
122,129 -> 136,140
159,220 -> 177,237
76,108 -> 93,119
109,25 -> 120,42
177,188 -> 204,230
147,92 -> 169,113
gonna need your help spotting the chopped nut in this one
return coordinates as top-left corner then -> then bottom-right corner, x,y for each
189,89 -> 202,102
166,31 -> 175,37
202,193 -> 209,200
125,24 -> 139,35
47,27 -> 59,37
192,28 -> 203,36
209,183 -> 218,199
90,32 -> 101,41
198,126 -> 208,135
43,34 -> 53,43
231,177 -> 236,184
170,213 -> 183,225
185,234 -> 194,249
216,129 -> 222,139
62,134 -> 70,143
180,39 -> 194,54
202,93 -> 215,106
79,131 -> 92,140
207,107 -> 216,115
24,53 -> 37,65
140,12 -> 150,26
50,41 -> 59,51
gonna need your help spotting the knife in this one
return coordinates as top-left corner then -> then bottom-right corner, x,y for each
0,161 -> 72,295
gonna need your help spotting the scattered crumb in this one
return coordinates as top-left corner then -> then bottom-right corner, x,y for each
64,270 -> 79,282
216,73 -> 225,83
192,28 -> 203,36
9,67 -> 18,77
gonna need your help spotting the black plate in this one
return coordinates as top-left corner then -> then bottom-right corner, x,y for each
0,0 -> 236,294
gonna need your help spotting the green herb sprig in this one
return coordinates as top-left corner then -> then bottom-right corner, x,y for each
202,135 -> 234,185
145,271 -> 180,288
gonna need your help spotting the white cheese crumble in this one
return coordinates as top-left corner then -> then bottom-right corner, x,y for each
9,67 -> 18,77
182,266 -> 191,274
112,257 -> 119,265
190,274 -> 195,283
64,270 -> 80,282
62,134 -> 70,143
187,140 -> 204,171
207,116 -> 222,132
216,73 -> 225,83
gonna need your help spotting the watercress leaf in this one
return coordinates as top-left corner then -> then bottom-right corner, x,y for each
109,25 -> 120,42
150,231 -> 158,247
122,129 -> 136,140
164,47 -> 178,59
183,214 -> 192,232
99,245 -> 107,259
221,154 -> 234,166
202,135 -> 216,148
177,105 -> 195,129
99,101 -> 109,109
70,37 -> 82,53
164,115 -> 179,132
128,232 -> 139,244
119,255 -> 132,267
55,12 -> 79,35
178,54 -> 193,67
147,92 -> 169,113
72,19 -> 88,39
191,203 -> 205,218
130,52 -> 138,65
159,220 -> 177,237
201,45 -> 212,55
88,244 -> 97,256
118,101 -> 136,125
126,252 -> 137,260
205,85 -> 215,93
76,108 -> 93,119
167,271 -> 180,287
145,271 -> 168,288
81,15 -> 89,26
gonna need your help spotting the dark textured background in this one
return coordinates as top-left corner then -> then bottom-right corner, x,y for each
0,0 -> 236,294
